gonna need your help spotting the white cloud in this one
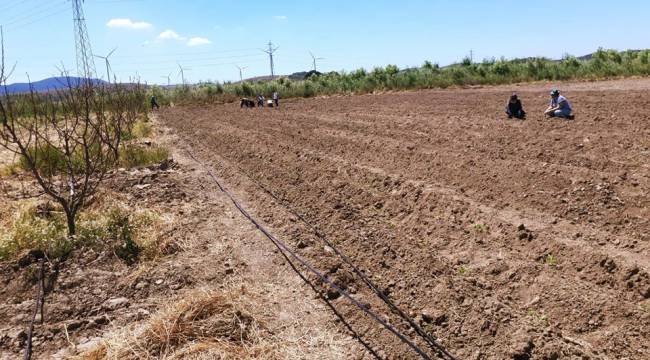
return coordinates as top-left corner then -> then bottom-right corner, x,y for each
187,37 -> 212,47
157,29 -> 185,41
106,18 -> 152,30
273,15 -> 288,21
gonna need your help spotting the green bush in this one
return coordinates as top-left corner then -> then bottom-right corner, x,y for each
107,207 -> 139,265
146,48 -> 650,106
118,144 -> 169,168
132,119 -> 153,138
0,202 -> 162,262
18,144 -> 88,177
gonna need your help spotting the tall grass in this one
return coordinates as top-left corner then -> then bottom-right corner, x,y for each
152,48 -> 650,105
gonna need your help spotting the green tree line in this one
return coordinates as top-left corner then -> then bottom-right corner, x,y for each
150,48 -> 650,105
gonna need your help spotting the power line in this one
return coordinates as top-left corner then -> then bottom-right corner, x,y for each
2,7 -> 68,32
111,47 -> 260,59
95,0 -> 146,3
111,58 -> 266,74
1,1 -> 67,28
113,53 -> 265,66
0,0 -> 36,17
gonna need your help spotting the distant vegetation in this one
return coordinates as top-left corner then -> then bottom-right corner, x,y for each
152,48 -> 650,104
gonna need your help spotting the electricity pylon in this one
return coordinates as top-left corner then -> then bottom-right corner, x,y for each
261,41 -> 279,78
71,0 -> 96,80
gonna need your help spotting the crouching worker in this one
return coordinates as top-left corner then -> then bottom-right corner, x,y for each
256,94 -> 265,107
505,93 -> 526,119
240,98 -> 255,108
545,89 -> 574,119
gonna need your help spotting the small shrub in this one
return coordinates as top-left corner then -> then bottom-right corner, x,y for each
527,309 -> 550,327
0,202 -> 70,261
0,201 -> 164,262
107,208 -> 139,265
545,254 -> 558,266
473,223 -> 489,233
458,265 -> 470,275
131,119 -> 153,139
0,162 -> 21,176
18,144 -> 67,177
119,144 -> 169,168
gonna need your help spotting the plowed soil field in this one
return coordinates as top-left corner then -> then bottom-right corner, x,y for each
160,79 -> 650,359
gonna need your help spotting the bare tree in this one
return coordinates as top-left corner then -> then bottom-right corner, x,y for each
0,33 -> 144,236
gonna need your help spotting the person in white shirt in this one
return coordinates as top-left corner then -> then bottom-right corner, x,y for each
272,91 -> 280,108
544,89 -> 574,119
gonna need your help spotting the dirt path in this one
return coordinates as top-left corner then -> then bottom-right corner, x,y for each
160,78 -> 650,359
156,117 -> 360,359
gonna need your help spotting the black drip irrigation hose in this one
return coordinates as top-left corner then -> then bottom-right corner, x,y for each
227,160 -> 457,360
185,149 -> 450,360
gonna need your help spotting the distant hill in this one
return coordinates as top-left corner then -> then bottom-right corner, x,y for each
3,77 -> 106,94
236,70 -> 322,84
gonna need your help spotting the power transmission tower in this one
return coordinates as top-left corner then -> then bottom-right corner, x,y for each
71,0 -> 96,80
309,51 -> 324,71
261,41 -> 279,78
93,47 -> 116,83
235,64 -> 248,82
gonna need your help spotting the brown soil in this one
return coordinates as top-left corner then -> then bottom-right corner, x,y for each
158,78 -> 650,359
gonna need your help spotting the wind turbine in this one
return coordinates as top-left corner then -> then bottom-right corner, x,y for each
177,62 -> 191,85
234,64 -> 248,82
309,51 -> 324,72
161,72 -> 172,86
93,47 -> 117,82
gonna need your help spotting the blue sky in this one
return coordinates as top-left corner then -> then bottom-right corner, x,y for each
1,0 -> 649,84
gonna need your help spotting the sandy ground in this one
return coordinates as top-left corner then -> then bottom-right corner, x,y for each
158,78 -> 650,359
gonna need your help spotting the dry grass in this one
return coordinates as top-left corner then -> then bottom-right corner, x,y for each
77,286 -> 279,360
75,277 -> 356,360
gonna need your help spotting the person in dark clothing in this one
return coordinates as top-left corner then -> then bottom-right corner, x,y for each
150,96 -> 160,110
505,93 -> 526,119
256,94 -> 265,107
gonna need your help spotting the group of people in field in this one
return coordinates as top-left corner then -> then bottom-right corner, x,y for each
505,89 -> 574,120
240,91 -> 280,108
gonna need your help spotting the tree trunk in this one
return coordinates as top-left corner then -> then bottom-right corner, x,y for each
64,208 -> 76,236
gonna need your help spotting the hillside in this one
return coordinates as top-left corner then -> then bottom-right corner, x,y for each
3,77 -> 106,94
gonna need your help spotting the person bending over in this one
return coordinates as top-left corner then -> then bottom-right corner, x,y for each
505,93 -> 526,119
545,89 -> 574,119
